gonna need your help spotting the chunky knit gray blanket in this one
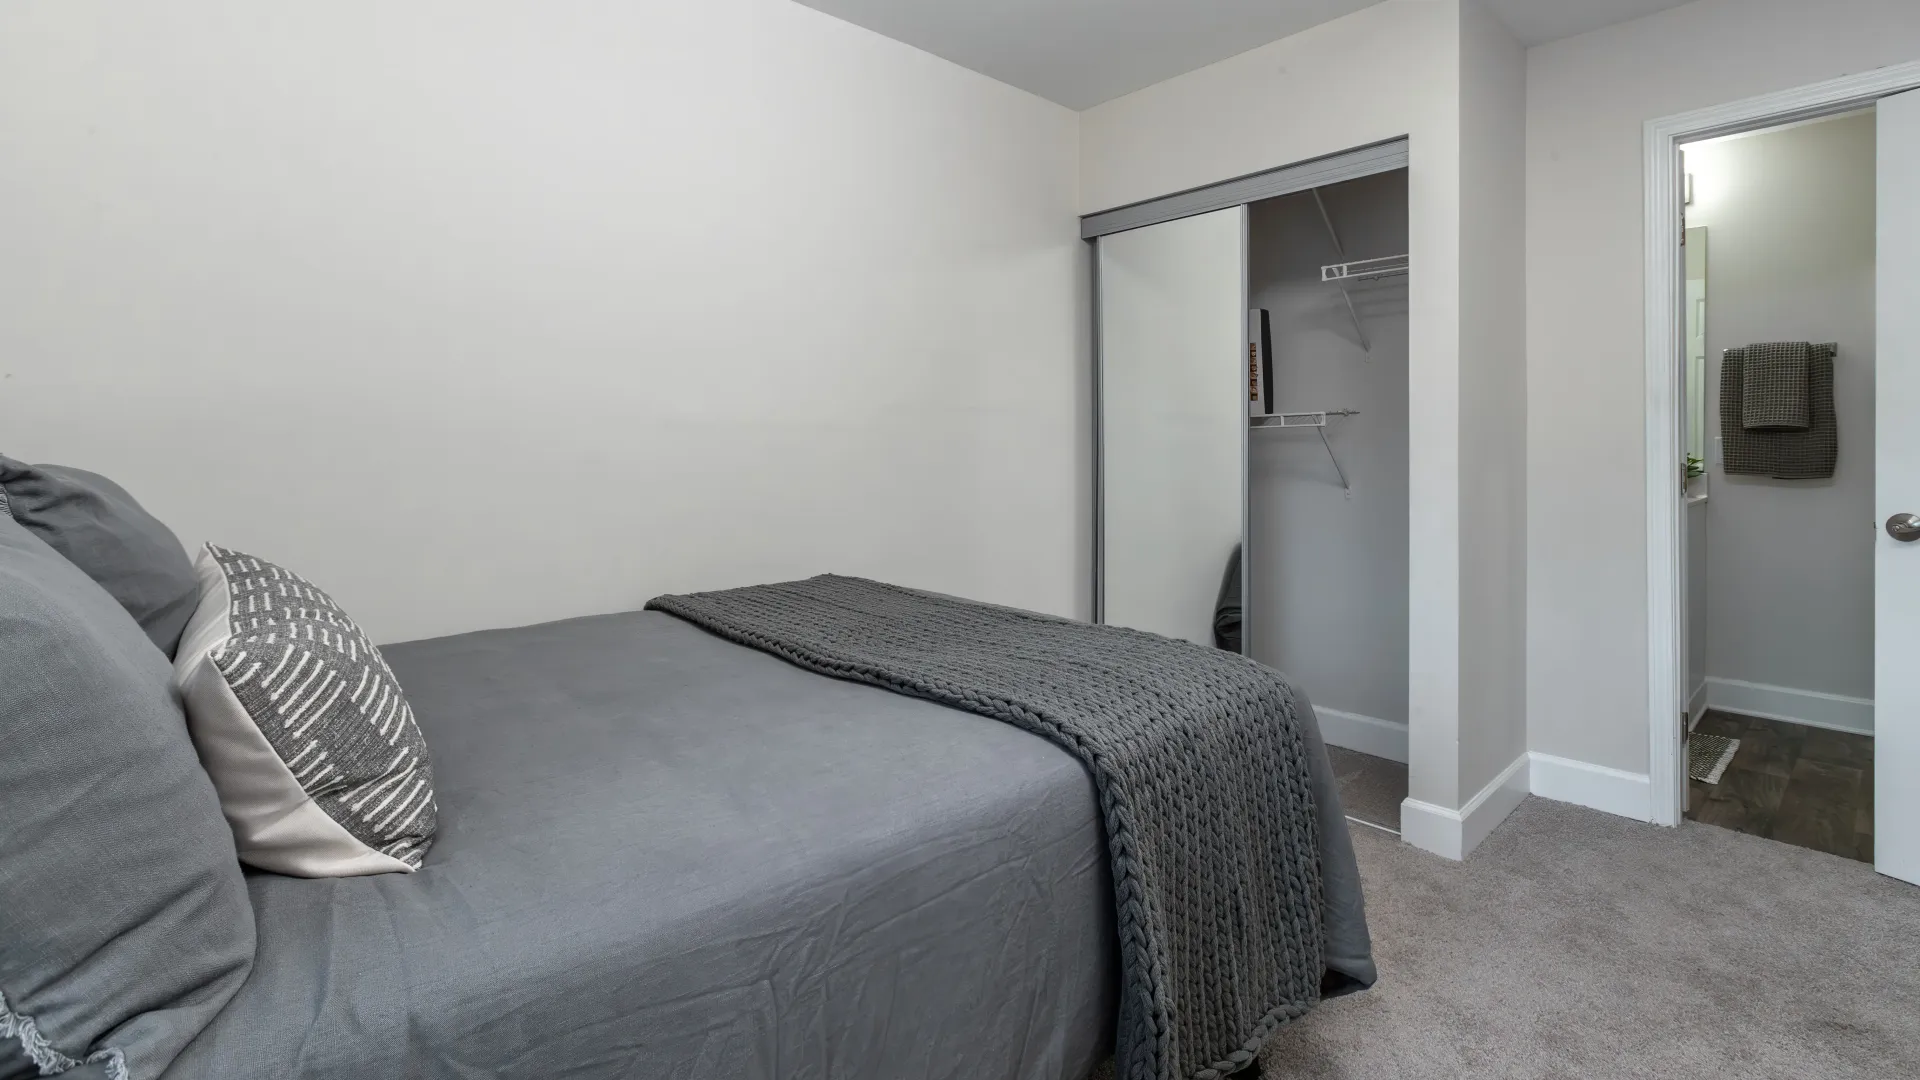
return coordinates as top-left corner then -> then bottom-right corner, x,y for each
648,575 -> 1326,1080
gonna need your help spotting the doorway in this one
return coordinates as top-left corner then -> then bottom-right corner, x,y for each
1645,63 -> 1920,885
1677,112 -> 1876,861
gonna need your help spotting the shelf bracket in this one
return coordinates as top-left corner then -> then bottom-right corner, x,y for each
1313,188 -> 1346,258
1338,287 -> 1371,355
1316,427 -> 1353,497
1249,409 -> 1357,496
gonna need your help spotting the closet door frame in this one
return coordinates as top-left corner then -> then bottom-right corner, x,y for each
1081,139 -> 1408,240
1086,138 -> 1411,646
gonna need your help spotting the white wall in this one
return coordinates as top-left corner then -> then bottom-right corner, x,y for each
0,0 -> 1087,644
1456,0 -> 1529,799
1078,1 -> 1461,218
1080,0 -> 1472,813
1688,113 -> 1877,706
1526,0 -> 1920,778
1247,172 -> 1410,730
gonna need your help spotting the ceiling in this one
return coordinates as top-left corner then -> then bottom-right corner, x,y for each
794,0 -> 1700,110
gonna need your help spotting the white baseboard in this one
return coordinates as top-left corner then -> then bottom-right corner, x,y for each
1315,707 -> 1408,764
1529,752 -> 1653,822
1525,680 -> 1869,832
1400,753 -> 1529,861
1703,677 -> 1873,736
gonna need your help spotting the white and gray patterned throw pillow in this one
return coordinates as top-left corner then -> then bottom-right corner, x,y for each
174,544 -> 436,876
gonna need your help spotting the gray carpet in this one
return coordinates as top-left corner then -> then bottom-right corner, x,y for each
1326,745 -> 1408,833
1257,797 -> 1920,1078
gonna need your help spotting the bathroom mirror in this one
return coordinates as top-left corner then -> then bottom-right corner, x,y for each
1684,226 -> 1709,487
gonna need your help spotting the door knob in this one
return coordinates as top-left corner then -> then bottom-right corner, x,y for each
1889,513 -> 1920,542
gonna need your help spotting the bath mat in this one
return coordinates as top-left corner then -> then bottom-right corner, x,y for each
1689,734 -> 1740,785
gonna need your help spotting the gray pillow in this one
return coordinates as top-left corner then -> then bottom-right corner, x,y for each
0,456 -> 198,658
0,512 -> 255,1080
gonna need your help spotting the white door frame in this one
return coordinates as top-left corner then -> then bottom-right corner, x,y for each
1643,60 -> 1920,827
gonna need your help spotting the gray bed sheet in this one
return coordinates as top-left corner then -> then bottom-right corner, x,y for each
166,609 -> 1371,1080
166,611 -> 1119,1080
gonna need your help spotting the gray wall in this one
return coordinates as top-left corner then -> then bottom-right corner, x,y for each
1686,110 -> 1876,701
1247,169 -> 1410,728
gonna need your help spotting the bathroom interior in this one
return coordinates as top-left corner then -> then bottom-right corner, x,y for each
1680,109 -> 1877,862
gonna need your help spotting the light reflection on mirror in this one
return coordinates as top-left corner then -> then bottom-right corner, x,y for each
1684,226 -> 1708,493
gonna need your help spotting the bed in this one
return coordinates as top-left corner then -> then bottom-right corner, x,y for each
163,607 -> 1372,1080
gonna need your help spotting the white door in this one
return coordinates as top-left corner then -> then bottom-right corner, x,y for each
1876,88 -> 1920,886
1098,207 -> 1247,646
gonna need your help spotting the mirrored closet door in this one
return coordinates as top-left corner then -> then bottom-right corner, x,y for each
1096,206 -> 1248,648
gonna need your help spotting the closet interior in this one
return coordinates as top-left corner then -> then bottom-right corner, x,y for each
1248,170 -> 1410,831
1094,159 -> 1411,832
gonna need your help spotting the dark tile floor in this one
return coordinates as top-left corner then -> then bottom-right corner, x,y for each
1687,710 -> 1873,862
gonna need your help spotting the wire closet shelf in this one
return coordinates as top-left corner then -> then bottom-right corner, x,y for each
1310,188 -> 1409,355
1250,410 -> 1360,495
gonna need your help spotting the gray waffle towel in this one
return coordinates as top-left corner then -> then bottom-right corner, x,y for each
1742,341 -> 1811,430
1721,343 -> 1838,479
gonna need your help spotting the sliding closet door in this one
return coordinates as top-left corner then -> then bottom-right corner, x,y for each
1098,206 -> 1247,647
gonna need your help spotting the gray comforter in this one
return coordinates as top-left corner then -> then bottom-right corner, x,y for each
165,608 -> 1372,1080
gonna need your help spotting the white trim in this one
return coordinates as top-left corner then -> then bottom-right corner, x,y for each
1703,677 -> 1875,736
1346,815 -> 1400,837
1645,99 -> 1685,827
1315,707 -> 1409,764
1079,138 -> 1407,238
1399,753 -> 1529,861
1529,752 -> 1654,823
1688,680 -> 1709,730
1643,59 -> 1920,829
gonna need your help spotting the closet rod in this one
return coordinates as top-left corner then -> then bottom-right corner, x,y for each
1249,409 -> 1359,429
